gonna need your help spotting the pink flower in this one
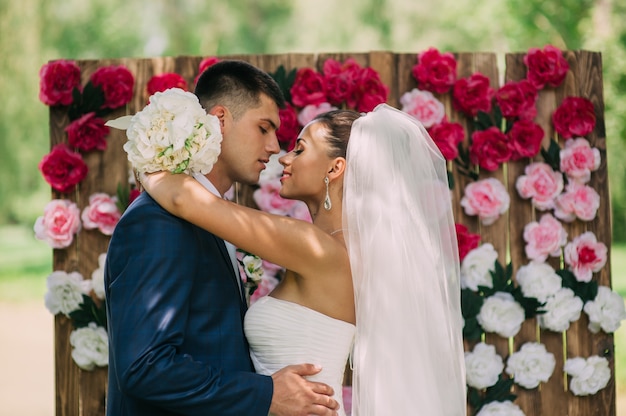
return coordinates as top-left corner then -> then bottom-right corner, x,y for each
455,223 -> 481,262
552,97 -> 596,139
297,103 -> 338,126
469,127 -> 511,171
146,73 -> 188,95
249,274 -> 280,304
461,178 -> 510,226
81,193 -> 121,236
65,112 -> 110,152
523,213 -> 568,262
412,48 -> 457,94
452,73 -> 494,117
507,120 -> 544,161
495,79 -> 538,120
253,180 -> 299,215
564,232 -> 607,282
290,67 -> 327,107
194,56 -> 220,85
400,88 -> 445,128
34,199 -> 82,248
39,60 -> 82,106
428,120 -> 465,160
38,144 -> 89,194
523,45 -> 569,89
89,65 -> 135,109
560,138 -> 601,184
289,201 -> 312,222
554,182 -> 600,222
277,103 -> 300,150
516,162 -> 564,211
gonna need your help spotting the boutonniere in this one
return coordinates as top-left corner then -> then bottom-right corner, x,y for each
236,249 -> 265,300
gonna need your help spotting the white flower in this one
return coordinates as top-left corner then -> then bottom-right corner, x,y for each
44,271 -> 92,316
69,322 -> 109,370
538,288 -> 583,332
241,254 -> 264,284
515,261 -> 561,303
584,286 -> 626,333
464,342 -> 504,389
461,243 -> 498,291
477,292 -> 525,338
476,401 -> 525,416
91,253 -> 107,300
116,88 -> 222,175
505,342 -> 555,389
564,356 -> 611,396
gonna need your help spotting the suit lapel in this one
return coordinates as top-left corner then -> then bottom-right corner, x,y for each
214,235 -> 247,310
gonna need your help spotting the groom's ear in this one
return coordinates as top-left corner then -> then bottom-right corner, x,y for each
208,105 -> 228,132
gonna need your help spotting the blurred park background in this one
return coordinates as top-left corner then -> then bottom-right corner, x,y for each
1,0 -> 626,414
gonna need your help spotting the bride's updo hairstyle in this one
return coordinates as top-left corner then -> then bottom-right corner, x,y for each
312,110 -> 362,159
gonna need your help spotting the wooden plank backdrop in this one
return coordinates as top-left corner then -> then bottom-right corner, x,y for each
47,51 -> 613,415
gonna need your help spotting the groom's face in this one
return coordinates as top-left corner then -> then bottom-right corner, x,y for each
218,93 -> 281,186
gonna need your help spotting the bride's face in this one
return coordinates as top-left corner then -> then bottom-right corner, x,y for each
278,121 -> 333,203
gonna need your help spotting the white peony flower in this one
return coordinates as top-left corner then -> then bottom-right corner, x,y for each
476,400 -> 525,416
538,288 -> 583,332
69,322 -> 109,370
477,292 -> 525,338
505,342 -> 555,389
515,261 -> 562,303
241,253 -> 264,284
114,88 -> 222,175
91,253 -> 107,300
44,271 -> 92,316
564,356 -> 611,396
465,342 -> 505,389
461,243 -> 498,291
584,286 -> 626,333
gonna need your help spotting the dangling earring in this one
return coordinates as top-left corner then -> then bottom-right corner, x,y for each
324,177 -> 332,211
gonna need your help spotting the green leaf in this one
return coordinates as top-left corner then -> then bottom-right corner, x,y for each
447,170 -> 455,189
68,295 -> 107,329
557,268 -> 599,302
269,65 -> 297,104
462,288 -> 484,318
474,111 -> 494,131
511,286 -> 545,318
463,316 -> 484,341
493,104 -> 503,131
540,139 -> 562,171
116,183 -> 130,213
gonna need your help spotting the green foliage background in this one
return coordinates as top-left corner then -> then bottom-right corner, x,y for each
2,0 -> 625,238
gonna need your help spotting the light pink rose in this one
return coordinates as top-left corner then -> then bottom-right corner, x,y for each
34,199 -> 82,249
253,180 -> 298,215
289,201 -> 313,222
400,88 -> 445,128
554,182 -> 600,222
523,213 -> 568,262
564,231 -> 607,282
560,137 -> 601,184
297,102 -> 338,127
460,178 -> 510,226
515,162 -> 564,211
81,193 -> 121,236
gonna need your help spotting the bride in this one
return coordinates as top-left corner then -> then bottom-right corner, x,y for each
142,104 -> 467,415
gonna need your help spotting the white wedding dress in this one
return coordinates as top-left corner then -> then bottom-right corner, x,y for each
244,296 -> 356,416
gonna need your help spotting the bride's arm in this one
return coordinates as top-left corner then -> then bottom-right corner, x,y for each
141,172 -> 348,276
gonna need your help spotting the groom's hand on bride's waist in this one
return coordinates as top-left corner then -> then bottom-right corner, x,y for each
269,363 -> 340,416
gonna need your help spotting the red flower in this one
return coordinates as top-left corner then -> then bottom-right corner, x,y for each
39,60 -> 82,106
552,96 -> 596,139
495,79 -> 538,120
194,56 -> 220,85
89,65 -> 135,109
469,127 -> 511,171
38,144 -> 88,193
323,58 -> 361,105
428,120 -> 465,160
129,188 -> 141,204
507,120 -> 544,161
65,112 -> 110,152
290,67 -> 327,108
412,48 -> 457,94
277,103 -> 300,150
455,223 -> 481,262
353,67 -> 389,112
452,73 -> 494,117
147,73 -> 188,96
524,45 -> 569,89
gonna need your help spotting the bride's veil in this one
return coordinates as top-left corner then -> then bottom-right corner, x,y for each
343,104 -> 466,415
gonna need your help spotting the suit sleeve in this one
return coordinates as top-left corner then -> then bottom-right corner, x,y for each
105,197 -> 272,415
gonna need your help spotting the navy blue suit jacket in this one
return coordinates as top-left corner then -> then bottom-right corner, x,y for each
104,193 -> 272,415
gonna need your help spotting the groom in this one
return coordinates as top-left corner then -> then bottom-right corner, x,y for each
105,60 -> 339,415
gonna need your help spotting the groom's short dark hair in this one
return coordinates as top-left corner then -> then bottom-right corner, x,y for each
195,60 -> 285,120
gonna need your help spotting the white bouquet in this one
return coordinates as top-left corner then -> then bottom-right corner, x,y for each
107,88 -> 222,174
